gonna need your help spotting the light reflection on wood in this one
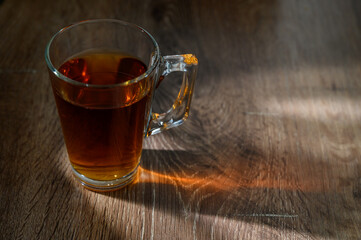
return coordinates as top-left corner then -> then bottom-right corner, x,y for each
135,166 -> 330,193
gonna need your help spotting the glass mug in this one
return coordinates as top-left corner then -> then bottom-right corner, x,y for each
45,19 -> 198,191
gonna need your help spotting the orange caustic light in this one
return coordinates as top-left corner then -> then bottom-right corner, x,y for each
135,167 -> 330,193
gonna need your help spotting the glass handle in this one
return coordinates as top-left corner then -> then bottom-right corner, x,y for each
147,54 -> 198,136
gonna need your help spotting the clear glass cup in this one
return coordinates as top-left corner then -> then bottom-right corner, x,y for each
45,19 -> 198,191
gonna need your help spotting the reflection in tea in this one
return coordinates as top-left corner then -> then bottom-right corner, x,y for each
53,51 -> 152,181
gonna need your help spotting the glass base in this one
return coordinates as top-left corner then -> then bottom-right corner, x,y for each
71,165 -> 139,192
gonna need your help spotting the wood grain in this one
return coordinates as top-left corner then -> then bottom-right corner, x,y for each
1,0 -> 361,239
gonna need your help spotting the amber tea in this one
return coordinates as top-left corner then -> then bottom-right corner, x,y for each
46,20 -> 198,191
53,51 -> 151,181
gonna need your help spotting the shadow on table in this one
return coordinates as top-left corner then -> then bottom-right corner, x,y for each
103,147 -> 361,239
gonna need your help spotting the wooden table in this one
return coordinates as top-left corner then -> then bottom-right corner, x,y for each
1,0 -> 361,239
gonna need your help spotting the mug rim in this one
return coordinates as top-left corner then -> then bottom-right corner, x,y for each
45,19 -> 160,89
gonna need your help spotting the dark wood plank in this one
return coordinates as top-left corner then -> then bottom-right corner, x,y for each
1,0 -> 361,239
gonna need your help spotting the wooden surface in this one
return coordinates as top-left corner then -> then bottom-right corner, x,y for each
1,0 -> 361,239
